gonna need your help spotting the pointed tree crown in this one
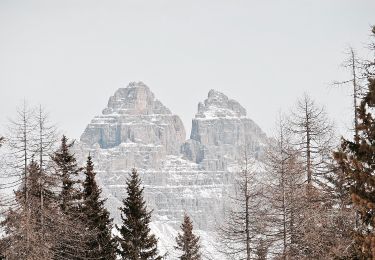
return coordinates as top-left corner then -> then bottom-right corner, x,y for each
175,213 -> 201,260
117,168 -> 160,260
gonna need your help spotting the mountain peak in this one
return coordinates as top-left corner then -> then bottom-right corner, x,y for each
102,82 -> 171,115
196,89 -> 246,119
80,82 -> 185,152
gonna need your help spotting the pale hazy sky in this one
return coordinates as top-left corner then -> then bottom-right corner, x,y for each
1,0 -> 374,140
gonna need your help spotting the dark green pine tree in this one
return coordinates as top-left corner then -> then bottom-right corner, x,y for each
116,168 -> 161,260
82,155 -> 117,260
51,135 -> 87,260
51,135 -> 82,213
175,213 -> 201,260
334,26 -> 375,260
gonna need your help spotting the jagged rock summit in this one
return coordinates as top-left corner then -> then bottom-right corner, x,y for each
77,82 -> 268,259
80,82 -> 186,170
102,81 -> 172,116
196,89 -> 246,119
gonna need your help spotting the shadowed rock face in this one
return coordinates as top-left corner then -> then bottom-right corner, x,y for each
77,83 -> 268,258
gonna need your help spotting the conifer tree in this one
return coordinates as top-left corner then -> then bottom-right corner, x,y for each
51,135 -> 82,213
51,135 -> 88,260
334,26 -> 375,259
175,213 -> 201,260
82,155 -> 117,260
116,168 -> 161,260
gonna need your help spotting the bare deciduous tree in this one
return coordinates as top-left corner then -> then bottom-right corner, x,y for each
286,94 -> 355,259
217,152 -> 267,260
33,105 -> 58,171
333,47 -> 365,144
1,104 -> 61,259
288,94 -> 335,189
7,101 -> 36,201
2,161 -> 60,260
264,115 -> 305,259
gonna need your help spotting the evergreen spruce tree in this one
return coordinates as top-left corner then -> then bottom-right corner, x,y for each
51,135 -> 87,260
82,155 -> 117,260
175,213 -> 201,260
116,168 -> 160,260
334,26 -> 375,259
51,135 -> 82,213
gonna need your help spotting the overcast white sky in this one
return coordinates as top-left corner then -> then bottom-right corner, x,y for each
1,0 -> 374,140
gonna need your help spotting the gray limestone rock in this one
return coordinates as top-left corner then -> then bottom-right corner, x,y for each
80,82 -> 186,164
182,89 -> 267,170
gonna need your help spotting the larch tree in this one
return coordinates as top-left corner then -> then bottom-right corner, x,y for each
287,95 -> 339,258
0,106 -> 59,260
217,153 -> 266,260
2,102 -> 37,259
7,101 -> 36,201
33,105 -> 58,171
288,94 -> 335,189
264,115 -> 305,259
326,47 -> 365,259
2,160 -> 59,260
334,26 -> 375,259
175,213 -> 201,260
333,47 -> 365,145
116,168 -> 161,260
82,155 -> 117,260
32,106 -> 58,242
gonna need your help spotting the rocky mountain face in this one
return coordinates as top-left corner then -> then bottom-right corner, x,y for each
182,89 -> 266,171
80,82 -> 185,170
77,82 -> 268,258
